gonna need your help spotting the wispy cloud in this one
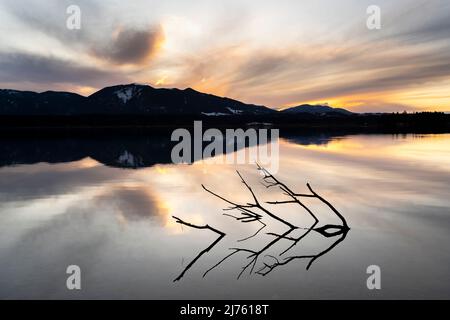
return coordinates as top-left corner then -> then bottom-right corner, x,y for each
0,52 -> 129,90
0,0 -> 449,111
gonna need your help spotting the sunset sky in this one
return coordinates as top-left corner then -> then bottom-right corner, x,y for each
0,0 -> 449,112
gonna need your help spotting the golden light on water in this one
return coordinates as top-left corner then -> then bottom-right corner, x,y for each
285,134 -> 450,172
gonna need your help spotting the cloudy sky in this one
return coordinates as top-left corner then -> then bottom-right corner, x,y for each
0,0 -> 449,112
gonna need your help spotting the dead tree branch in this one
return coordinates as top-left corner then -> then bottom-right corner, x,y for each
173,216 -> 225,282
173,165 -> 350,280
203,170 -> 297,229
256,227 -> 349,276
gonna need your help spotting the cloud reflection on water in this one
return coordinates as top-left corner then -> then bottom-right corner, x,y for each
0,133 -> 449,298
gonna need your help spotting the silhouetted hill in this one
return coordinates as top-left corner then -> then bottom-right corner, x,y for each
0,89 -> 87,115
89,84 -> 275,116
281,104 -> 353,115
0,85 -> 449,132
0,84 -> 274,116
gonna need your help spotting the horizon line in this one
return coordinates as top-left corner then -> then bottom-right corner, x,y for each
1,84 -> 448,114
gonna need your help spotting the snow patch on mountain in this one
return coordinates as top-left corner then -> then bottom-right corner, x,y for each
227,107 -> 243,114
116,88 -> 134,104
115,86 -> 142,104
117,150 -> 142,167
1,89 -> 22,95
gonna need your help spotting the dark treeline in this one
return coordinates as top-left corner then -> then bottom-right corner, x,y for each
0,120 -> 447,169
0,112 -> 449,133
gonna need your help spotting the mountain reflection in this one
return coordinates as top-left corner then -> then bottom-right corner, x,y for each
1,133 -> 450,298
0,135 -> 174,169
0,131 -> 342,169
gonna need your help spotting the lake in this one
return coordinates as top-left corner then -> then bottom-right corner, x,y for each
0,132 -> 449,299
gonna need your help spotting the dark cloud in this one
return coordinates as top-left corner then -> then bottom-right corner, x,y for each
0,52 -> 128,88
3,0 -> 163,66
91,27 -> 164,65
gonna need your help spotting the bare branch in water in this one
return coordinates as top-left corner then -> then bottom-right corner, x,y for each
172,216 -> 225,282
203,170 -> 297,229
257,226 -> 349,276
305,183 -> 349,229
173,165 -> 350,280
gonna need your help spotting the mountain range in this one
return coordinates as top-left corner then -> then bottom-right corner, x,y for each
0,84 -> 352,116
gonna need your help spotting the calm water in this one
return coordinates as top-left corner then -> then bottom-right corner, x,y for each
0,132 -> 449,299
